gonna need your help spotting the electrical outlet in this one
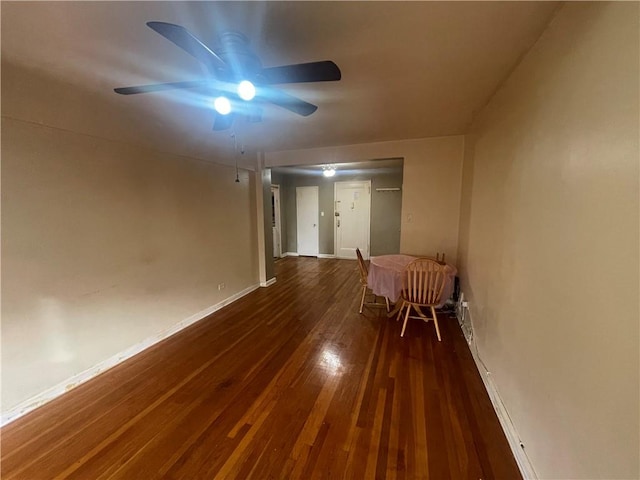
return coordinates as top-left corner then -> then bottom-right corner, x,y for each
456,293 -> 465,319
456,292 -> 473,343
218,283 -> 225,291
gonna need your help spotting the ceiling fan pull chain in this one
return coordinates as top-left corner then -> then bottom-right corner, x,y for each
231,132 -> 241,183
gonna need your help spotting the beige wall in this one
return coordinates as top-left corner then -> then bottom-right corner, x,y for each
457,3 -> 639,479
265,136 -> 464,264
2,116 -> 258,411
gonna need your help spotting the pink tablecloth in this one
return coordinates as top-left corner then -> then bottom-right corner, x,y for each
367,254 -> 457,306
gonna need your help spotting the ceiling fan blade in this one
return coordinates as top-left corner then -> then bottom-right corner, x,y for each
114,80 -> 210,95
213,113 -> 235,131
258,87 -> 318,116
146,21 -> 226,74
260,61 -> 341,84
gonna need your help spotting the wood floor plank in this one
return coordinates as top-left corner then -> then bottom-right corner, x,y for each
1,257 -> 522,479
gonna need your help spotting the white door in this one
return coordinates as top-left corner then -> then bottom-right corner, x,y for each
335,181 -> 371,259
296,186 -> 319,256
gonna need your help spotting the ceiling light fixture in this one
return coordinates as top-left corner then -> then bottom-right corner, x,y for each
322,165 -> 336,177
237,80 -> 256,101
213,96 -> 231,115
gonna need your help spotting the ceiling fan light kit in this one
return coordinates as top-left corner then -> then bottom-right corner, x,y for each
213,96 -> 232,115
237,80 -> 256,101
114,21 -> 341,130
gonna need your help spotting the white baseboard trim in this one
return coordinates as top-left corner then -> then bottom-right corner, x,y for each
1,283 -> 260,427
467,337 -> 538,479
260,277 -> 277,287
456,293 -> 536,478
282,252 -> 336,259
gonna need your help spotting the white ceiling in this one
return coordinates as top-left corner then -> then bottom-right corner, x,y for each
1,1 -> 559,167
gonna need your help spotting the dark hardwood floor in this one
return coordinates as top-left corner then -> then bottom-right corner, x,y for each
1,257 -> 521,479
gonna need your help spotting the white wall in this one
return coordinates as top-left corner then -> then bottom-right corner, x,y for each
2,113 -> 259,414
265,136 -> 464,264
457,3 -> 639,478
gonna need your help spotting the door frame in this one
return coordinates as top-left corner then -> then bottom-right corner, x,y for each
296,186 -> 319,256
271,185 -> 282,258
334,180 -> 372,260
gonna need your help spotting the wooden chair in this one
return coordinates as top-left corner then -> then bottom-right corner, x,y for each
356,248 -> 390,314
396,257 -> 446,341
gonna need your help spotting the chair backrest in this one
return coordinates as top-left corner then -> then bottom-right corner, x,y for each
355,248 -> 368,285
402,257 -> 447,305
435,252 -> 446,265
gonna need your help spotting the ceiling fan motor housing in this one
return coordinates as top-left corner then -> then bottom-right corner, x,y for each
215,32 -> 262,83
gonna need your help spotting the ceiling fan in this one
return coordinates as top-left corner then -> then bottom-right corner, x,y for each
114,22 -> 342,130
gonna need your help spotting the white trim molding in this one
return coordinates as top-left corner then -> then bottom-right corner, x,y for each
470,350 -> 538,479
456,312 -> 538,480
1,283 -> 260,426
260,277 -> 277,287
282,252 -> 335,259
457,297 -> 538,480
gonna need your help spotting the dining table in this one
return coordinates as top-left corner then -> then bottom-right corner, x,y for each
366,254 -> 457,316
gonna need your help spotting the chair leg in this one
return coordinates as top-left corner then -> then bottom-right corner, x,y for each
359,285 -> 367,314
431,306 -> 441,341
395,300 -> 405,321
401,304 -> 411,337
385,297 -> 390,312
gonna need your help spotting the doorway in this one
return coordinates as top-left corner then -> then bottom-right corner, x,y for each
271,185 -> 282,258
334,181 -> 371,259
296,186 -> 319,256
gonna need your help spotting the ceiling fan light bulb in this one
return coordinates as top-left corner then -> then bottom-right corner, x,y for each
323,168 -> 336,177
214,96 -> 232,115
237,80 -> 256,101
